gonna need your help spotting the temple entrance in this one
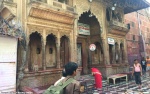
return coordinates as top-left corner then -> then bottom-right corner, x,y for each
60,36 -> 69,67
78,11 -> 103,74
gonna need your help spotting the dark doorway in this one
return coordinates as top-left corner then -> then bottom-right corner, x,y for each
60,36 -> 69,67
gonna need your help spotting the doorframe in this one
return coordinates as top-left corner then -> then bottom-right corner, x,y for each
77,36 -> 88,74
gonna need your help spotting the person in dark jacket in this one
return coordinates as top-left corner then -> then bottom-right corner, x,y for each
141,57 -> 147,74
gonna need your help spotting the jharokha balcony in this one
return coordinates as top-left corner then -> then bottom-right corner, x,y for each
109,20 -> 130,32
27,0 -> 76,25
29,0 -> 75,13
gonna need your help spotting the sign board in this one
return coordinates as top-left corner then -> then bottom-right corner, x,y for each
89,44 -> 96,51
78,23 -> 90,35
108,38 -> 115,45
0,36 -> 17,92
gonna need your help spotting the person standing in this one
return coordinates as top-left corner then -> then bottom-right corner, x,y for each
132,59 -> 142,89
62,62 -> 82,94
141,57 -> 147,75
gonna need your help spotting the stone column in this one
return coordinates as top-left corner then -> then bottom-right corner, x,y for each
42,38 -> 46,70
124,39 -> 128,63
118,41 -> 121,63
73,18 -> 78,62
24,37 -> 29,72
74,35 -> 77,62
102,38 -> 110,65
69,31 -> 74,62
56,35 -> 61,68
112,45 -> 116,64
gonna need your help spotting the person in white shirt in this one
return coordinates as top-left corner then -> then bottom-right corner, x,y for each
54,70 -> 67,86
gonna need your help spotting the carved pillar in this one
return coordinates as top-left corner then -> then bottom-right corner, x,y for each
87,36 -> 92,66
74,18 -> 78,63
42,38 -> 46,70
56,33 -> 61,68
118,41 -> 121,63
124,39 -> 128,63
24,37 -> 29,72
69,31 -> 74,62
74,35 -> 77,62
112,45 -> 116,64
102,38 -> 110,65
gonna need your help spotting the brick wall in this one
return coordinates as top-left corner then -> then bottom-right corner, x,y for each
125,9 -> 150,65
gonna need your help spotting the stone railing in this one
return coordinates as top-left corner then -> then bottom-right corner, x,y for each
109,20 -> 130,32
30,0 -> 75,13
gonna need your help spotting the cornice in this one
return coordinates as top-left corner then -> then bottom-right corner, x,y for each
28,2 -> 76,25
27,17 -> 73,30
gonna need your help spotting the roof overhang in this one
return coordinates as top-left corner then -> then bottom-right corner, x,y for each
124,0 -> 150,14
104,0 -> 150,14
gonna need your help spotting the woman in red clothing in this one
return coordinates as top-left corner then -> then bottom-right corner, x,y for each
91,68 -> 102,89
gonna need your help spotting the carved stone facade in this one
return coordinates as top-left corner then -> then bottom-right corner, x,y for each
1,0 -> 149,90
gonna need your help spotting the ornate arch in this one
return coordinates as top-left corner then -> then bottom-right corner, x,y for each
46,32 -> 57,38
120,42 -> 124,47
28,26 -> 43,39
60,35 -> 70,42
60,33 -> 70,41
46,33 -> 57,43
29,31 -> 43,40
76,0 -> 103,33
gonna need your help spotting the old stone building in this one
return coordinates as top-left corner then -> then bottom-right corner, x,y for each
125,8 -> 150,65
0,0 -> 149,91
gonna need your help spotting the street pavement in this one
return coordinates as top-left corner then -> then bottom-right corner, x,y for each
100,75 -> 150,94
81,74 -> 150,94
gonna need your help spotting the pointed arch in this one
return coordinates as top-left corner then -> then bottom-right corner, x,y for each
45,34 -> 57,68
28,32 -> 42,71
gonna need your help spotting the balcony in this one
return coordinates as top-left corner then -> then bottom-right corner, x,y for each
109,20 -> 130,32
108,20 -> 130,36
28,0 -> 76,25
29,0 -> 75,13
